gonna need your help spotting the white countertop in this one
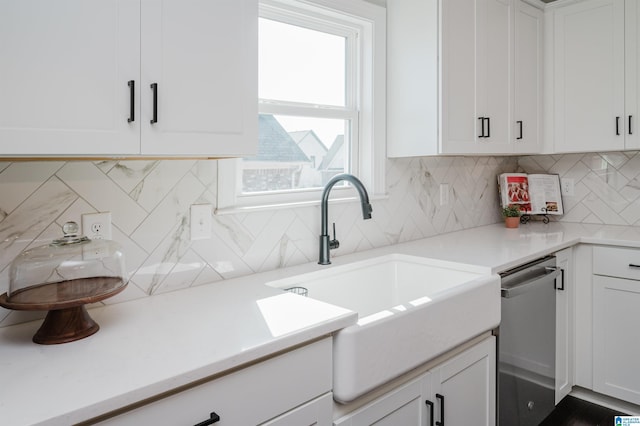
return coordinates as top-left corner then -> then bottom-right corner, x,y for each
0,277 -> 356,426
365,221 -> 640,274
2,220 -> 640,425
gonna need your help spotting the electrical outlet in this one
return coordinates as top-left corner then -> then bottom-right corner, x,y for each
82,212 -> 112,240
82,241 -> 109,260
190,204 -> 212,240
561,178 -> 575,196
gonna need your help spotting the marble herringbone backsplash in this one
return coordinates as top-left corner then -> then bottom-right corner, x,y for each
4,151 -> 639,327
518,152 -> 640,225
0,156 -> 516,327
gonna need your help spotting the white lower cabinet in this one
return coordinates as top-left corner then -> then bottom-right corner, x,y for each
262,393 -> 334,426
555,247 -> 574,403
334,378 -> 427,426
593,275 -> 640,404
431,336 -> 496,426
96,338 -> 333,425
334,336 -> 496,426
587,245 -> 640,405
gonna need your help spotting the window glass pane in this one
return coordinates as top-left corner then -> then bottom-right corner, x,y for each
242,114 -> 349,193
259,17 -> 346,106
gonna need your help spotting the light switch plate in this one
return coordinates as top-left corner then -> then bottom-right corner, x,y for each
561,178 -> 575,196
190,204 -> 212,240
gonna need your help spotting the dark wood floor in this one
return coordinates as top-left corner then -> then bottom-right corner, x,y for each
539,396 -> 625,426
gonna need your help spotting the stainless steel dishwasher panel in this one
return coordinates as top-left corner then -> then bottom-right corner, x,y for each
498,256 -> 562,426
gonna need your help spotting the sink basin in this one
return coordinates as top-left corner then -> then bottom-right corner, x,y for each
267,253 -> 500,402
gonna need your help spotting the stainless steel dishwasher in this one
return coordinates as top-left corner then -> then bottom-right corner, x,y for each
497,256 -> 563,426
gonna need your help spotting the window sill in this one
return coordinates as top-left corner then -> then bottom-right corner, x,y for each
214,193 -> 388,215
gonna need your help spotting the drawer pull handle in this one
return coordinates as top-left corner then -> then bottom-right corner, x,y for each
555,268 -> 565,291
517,120 -> 523,140
436,393 -> 445,426
193,412 -> 220,426
127,80 -> 135,123
150,83 -> 158,124
629,264 -> 640,269
426,400 -> 435,426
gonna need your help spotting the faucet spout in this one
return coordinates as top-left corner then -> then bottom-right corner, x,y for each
319,173 -> 372,265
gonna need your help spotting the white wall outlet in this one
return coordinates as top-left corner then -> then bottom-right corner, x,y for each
190,204 -> 212,240
82,212 -> 112,240
439,183 -> 450,206
561,178 -> 575,196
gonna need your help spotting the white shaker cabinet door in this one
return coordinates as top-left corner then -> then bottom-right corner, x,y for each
481,0 -> 512,152
0,0 -> 140,155
514,0 -> 543,154
431,336 -> 496,426
440,0 -> 478,153
441,0 -> 512,154
555,247 -> 574,404
593,275 -> 640,404
140,0 -> 258,157
625,0 -> 640,150
553,0 -> 625,153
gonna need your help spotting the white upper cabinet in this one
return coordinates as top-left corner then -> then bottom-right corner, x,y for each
0,0 -> 258,157
514,1 -> 543,154
468,0 -> 513,154
551,0 -> 627,153
386,0 -> 439,157
439,0 -> 483,155
625,0 -> 640,150
140,0 -> 257,156
387,0 -> 542,157
0,0 -> 140,155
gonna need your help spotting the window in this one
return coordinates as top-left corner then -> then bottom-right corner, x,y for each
217,0 -> 385,212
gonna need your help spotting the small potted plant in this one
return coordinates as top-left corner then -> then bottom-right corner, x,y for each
502,204 -> 521,228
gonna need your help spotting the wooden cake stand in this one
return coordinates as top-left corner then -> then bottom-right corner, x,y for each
0,276 -> 127,344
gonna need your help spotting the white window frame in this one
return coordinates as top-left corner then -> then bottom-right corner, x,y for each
217,0 -> 386,213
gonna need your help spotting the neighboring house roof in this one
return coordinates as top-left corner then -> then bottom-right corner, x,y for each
290,129 -> 329,169
319,135 -> 345,170
289,130 -> 328,154
289,130 -> 312,144
245,115 -> 310,162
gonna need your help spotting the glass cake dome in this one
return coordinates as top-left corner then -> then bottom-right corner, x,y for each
0,221 -> 128,344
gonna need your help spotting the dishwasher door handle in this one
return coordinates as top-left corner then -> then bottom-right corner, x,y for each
501,267 -> 562,298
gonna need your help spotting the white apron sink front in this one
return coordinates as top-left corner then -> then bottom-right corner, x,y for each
267,253 -> 500,402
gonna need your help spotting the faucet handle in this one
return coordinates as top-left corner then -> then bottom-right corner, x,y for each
329,222 -> 340,250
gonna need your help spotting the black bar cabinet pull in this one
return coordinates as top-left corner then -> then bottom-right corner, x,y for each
555,268 -> 565,291
436,393 -> 445,426
425,400 -> 435,426
616,116 -> 621,135
629,263 -> 640,269
193,412 -> 220,426
150,83 -> 158,124
630,115 -> 633,135
127,80 -> 135,123
517,120 -> 523,140
478,117 -> 485,138
486,117 -> 491,138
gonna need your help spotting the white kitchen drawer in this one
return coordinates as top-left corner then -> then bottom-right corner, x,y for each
97,337 -> 332,425
593,246 -> 640,280
260,392 -> 333,425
